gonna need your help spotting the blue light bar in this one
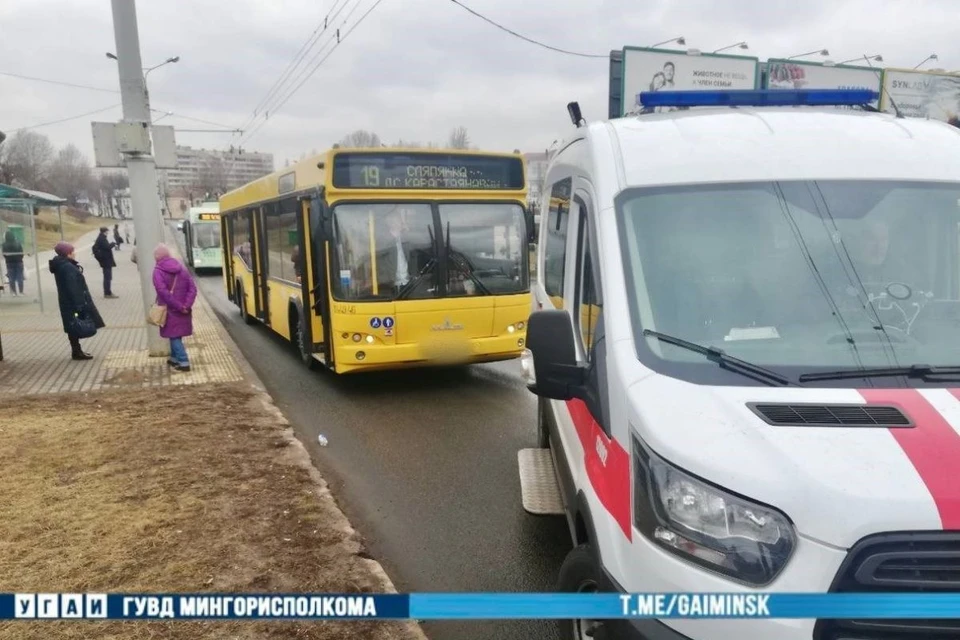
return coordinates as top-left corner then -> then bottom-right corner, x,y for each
637,89 -> 880,109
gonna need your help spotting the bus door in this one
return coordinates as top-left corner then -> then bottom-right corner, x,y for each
222,215 -> 235,302
251,206 -> 270,322
300,195 -> 332,365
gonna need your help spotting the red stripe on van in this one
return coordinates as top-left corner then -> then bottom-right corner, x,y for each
567,399 -> 632,541
860,389 -> 960,529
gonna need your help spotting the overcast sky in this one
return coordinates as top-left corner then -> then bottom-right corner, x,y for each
1,0 -> 955,169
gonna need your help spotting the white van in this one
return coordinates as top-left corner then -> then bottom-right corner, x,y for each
518,90 -> 960,640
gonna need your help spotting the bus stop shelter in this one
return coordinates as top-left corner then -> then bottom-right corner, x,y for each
0,183 -> 67,361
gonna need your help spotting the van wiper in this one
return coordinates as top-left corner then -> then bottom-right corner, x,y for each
799,364 -> 960,383
642,329 -> 792,386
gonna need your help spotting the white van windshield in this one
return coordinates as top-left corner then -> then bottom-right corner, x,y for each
617,180 -> 960,384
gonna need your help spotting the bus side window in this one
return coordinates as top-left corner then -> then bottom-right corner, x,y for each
544,177 -> 572,308
574,198 -> 601,357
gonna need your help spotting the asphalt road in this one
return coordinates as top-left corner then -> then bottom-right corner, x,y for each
184,251 -> 570,639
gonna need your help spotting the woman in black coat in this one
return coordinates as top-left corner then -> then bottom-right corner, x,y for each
49,241 -> 105,360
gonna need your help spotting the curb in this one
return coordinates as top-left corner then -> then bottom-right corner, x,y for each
168,224 -> 428,640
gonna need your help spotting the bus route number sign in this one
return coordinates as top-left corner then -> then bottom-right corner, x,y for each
331,152 -> 524,190
197,213 -> 220,221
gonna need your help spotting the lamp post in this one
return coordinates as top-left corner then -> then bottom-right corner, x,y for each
838,54 -> 883,65
914,54 -> 938,69
649,36 -> 685,48
786,49 -> 829,60
713,42 -> 748,54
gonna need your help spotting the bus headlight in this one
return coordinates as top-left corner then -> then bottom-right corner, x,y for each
633,438 -> 796,586
517,321 -> 525,330
507,325 -> 516,333
365,335 -> 374,344
352,333 -> 362,343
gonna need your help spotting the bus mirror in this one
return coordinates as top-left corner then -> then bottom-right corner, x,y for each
525,309 -> 587,400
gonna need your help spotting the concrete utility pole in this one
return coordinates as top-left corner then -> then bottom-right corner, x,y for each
109,0 -> 167,356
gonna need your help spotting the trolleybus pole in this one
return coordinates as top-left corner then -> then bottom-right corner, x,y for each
109,0 -> 167,356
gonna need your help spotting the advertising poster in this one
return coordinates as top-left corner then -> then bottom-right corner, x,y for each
764,59 -> 881,107
881,68 -> 960,126
621,47 -> 759,115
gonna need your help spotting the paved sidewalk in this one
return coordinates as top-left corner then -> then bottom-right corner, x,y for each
0,230 -> 242,395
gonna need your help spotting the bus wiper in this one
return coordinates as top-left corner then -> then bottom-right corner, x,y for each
799,364 -> 960,383
642,329 -> 792,387
395,258 -> 437,300
445,221 -> 491,296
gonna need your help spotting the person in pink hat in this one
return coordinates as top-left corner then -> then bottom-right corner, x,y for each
152,243 -> 197,372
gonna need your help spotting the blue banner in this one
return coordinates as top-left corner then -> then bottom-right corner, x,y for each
4,592 -> 960,620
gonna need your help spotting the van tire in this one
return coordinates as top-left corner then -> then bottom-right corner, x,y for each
557,544 -> 607,640
537,397 -> 550,449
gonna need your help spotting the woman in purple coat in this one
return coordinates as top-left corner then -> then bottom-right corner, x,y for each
152,244 -> 198,372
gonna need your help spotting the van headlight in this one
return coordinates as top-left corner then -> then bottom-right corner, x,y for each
633,438 -> 796,586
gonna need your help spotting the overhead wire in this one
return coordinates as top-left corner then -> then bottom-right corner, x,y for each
0,70 -> 117,93
238,0 -> 356,134
239,0 -> 384,146
8,104 -> 121,132
446,0 -> 607,59
242,0 -> 361,134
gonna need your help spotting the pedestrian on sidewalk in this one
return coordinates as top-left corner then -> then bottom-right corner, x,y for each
2,230 -> 25,295
92,226 -> 118,299
50,241 -> 104,361
152,243 -> 198,372
113,224 -> 124,250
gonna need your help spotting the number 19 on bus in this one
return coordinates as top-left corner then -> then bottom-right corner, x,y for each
360,166 -> 380,187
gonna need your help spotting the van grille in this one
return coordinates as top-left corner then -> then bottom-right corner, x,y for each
814,533 -> 960,639
750,403 -> 911,428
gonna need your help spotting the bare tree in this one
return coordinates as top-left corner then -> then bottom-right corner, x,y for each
45,144 -> 95,204
339,130 -> 382,148
95,171 -> 129,218
1,130 -> 54,188
447,126 -> 471,150
195,156 -> 229,198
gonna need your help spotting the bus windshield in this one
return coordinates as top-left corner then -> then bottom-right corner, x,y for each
618,180 -> 960,382
192,222 -> 221,249
332,202 -> 527,301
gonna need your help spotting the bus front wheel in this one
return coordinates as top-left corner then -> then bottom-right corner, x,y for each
237,283 -> 255,325
293,309 -> 320,371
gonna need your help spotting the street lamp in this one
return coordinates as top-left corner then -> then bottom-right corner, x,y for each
786,49 -> 829,60
713,42 -> 748,53
649,36 -> 685,48
837,54 -> 883,65
914,54 -> 938,69
144,56 -> 180,81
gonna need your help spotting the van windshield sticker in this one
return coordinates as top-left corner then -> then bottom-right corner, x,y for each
724,326 -> 781,341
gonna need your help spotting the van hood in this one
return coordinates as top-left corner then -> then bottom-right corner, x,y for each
630,375 -> 958,548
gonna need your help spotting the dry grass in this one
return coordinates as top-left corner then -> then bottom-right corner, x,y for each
34,210 -> 103,249
0,383 -> 418,640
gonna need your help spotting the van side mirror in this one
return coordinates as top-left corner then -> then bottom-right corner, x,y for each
525,309 -> 587,400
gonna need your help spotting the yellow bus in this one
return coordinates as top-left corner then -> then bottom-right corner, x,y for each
219,147 -> 533,374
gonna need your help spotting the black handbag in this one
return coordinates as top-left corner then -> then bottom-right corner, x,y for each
69,313 -> 98,339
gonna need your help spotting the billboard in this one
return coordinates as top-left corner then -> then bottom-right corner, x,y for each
881,68 -> 960,125
620,47 -> 759,116
764,60 -> 881,107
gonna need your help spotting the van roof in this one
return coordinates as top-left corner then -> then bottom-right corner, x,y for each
600,108 -> 960,188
